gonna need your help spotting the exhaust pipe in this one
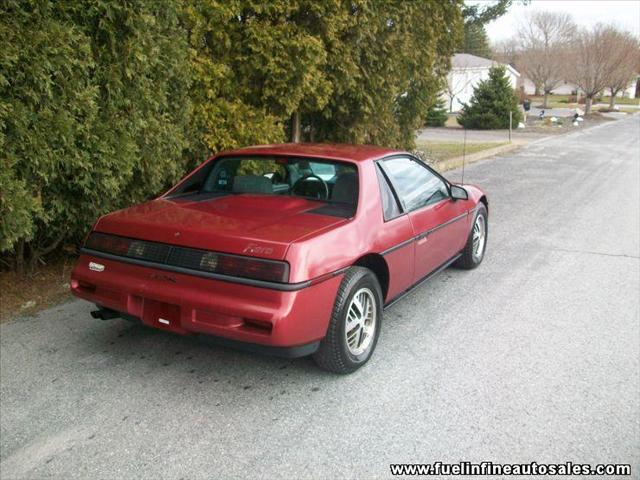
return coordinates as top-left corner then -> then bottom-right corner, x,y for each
90,307 -> 121,320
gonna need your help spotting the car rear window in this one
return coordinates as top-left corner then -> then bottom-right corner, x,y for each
169,156 -> 359,216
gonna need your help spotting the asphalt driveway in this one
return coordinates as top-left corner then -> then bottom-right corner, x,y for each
1,115 -> 639,479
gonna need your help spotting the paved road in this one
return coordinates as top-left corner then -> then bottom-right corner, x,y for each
2,116 -> 639,479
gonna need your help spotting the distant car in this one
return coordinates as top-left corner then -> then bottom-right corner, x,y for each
71,144 -> 488,373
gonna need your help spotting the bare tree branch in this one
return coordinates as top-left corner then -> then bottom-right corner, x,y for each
444,56 -> 477,112
567,24 -> 637,114
602,28 -> 640,108
517,11 -> 576,108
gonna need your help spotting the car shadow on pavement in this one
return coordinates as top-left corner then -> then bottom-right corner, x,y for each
73,315 -> 337,387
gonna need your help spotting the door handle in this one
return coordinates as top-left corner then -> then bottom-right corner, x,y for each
416,234 -> 428,245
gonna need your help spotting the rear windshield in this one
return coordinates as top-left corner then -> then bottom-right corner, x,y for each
170,156 -> 359,208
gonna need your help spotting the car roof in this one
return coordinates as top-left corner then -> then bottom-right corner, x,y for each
216,143 -> 404,163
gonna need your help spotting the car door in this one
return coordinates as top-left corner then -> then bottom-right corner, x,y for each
379,156 -> 468,284
374,165 -> 415,301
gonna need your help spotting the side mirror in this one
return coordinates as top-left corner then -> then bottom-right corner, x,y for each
450,185 -> 468,201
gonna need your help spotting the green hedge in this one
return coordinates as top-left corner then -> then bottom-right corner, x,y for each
0,0 -> 462,271
1,0 -> 192,271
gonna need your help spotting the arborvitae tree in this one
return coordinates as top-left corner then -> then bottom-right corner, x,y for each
184,1 -> 462,154
307,1 -> 462,149
425,98 -> 449,127
457,65 -> 522,129
1,0 -> 191,271
182,1 -> 337,162
1,0 -> 464,271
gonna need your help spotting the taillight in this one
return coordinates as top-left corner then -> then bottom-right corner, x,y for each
83,232 -> 289,283
217,254 -> 288,283
84,232 -> 131,256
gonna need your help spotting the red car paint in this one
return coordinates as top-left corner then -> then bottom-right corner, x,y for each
71,144 -> 487,355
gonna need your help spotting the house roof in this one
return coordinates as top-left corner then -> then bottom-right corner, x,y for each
452,53 -> 520,77
452,53 -> 495,69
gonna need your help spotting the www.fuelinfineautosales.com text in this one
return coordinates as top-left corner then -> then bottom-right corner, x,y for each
389,461 -> 631,476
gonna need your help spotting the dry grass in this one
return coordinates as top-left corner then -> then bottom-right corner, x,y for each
528,94 -> 639,109
598,95 -> 639,106
415,141 -> 508,161
0,257 -> 76,322
596,106 -> 637,114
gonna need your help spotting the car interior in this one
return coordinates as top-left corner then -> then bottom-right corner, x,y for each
169,156 -> 359,217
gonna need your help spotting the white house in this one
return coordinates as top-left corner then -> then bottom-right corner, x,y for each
443,53 -> 520,112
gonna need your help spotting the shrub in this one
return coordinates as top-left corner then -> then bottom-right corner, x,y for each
457,65 -> 522,129
425,98 -> 448,127
1,0 -> 464,272
0,0 -> 191,271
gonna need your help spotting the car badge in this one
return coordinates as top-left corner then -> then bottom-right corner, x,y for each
89,262 -> 105,272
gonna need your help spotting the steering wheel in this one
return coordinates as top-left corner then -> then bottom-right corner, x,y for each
292,174 -> 329,200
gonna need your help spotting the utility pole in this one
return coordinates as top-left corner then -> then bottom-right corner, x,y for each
509,111 -> 513,143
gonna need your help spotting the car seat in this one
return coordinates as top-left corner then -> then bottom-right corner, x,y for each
232,175 -> 274,194
331,172 -> 358,204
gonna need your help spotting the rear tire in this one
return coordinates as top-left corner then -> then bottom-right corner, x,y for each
455,203 -> 488,269
313,267 -> 382,374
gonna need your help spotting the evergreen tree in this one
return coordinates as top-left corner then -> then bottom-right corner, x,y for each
1,0 -> 464,271
1,0 -> 191,270
461,23 -> 492,58
184,1 -> 462,153
458,0 -> 517,58
182,1 -> 337,162
425,98 -> 448,127
457,65 -> 522,129
307,1 -> 462,149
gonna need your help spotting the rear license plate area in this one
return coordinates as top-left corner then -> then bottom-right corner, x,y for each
142,299 -> 181,330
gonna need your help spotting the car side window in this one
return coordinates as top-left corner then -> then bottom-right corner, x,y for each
381,156 -> 449,212
375,164 -> 402,221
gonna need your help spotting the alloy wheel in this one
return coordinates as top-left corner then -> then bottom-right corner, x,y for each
345,287 -> 377,356
472,214 -> 486,261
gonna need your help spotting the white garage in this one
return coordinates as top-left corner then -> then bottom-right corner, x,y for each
443,53 -> 520,113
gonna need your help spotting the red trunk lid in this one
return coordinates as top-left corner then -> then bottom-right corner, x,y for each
94,195 -> 346,260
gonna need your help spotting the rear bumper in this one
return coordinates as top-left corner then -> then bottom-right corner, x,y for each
70,253 -> 342,352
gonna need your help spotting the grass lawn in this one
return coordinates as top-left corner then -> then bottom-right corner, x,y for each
528,95 -> 576,109
527,94 -> 639,108
596,106 -> 637,114
528,94 -> 571,103
415,141 -> 508,161
598,96 -> 639,106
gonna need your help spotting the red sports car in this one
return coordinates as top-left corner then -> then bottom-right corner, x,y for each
71,144 -> 488,373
